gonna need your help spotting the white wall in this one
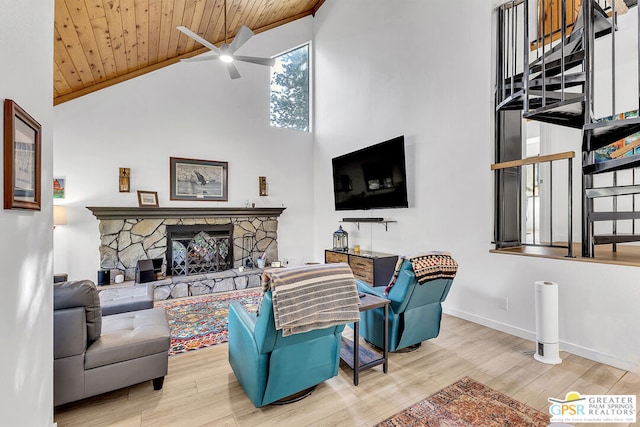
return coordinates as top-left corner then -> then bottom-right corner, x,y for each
54,18 -> 315,281
313,0 -> 640,371
0,1 -> 55,425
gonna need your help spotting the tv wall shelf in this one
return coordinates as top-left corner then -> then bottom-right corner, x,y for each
340,219 -> 397,231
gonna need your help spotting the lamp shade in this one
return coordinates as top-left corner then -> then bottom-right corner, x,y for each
53,206 -> 67,226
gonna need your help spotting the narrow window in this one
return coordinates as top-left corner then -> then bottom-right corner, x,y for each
270,43 -> 310,132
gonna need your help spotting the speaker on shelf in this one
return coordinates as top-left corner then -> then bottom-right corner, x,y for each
53,273 -> 68,284
97,269 -> 110,286
152,258 -> 164,275
136,259 -> 155,284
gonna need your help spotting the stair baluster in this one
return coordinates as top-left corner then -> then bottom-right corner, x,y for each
495,0 -> 640,258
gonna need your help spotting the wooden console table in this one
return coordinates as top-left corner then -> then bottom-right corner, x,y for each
325,249 -> 398,287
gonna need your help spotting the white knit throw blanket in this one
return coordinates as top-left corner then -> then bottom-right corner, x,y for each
262,263 -> 361,337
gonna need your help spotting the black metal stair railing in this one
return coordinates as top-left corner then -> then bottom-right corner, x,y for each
495,0 -> 640,258
580,0 -> 640,256
491,152 -> 575,257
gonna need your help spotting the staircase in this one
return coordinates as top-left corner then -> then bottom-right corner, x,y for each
495,0 -> 640,257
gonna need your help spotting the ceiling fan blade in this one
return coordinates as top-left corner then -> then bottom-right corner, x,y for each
180,55 -> 220,63
176,26 -> 221,54
234,55 -> 275,67
226,62 -> 241,79
228,25 -> 255,54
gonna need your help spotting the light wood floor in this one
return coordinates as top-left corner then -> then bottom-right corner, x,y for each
54,315 -> 639,427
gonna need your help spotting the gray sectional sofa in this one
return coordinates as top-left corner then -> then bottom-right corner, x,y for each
53,280 -> 171,406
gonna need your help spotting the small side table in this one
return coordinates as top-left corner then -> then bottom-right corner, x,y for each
340,293 -> 390,385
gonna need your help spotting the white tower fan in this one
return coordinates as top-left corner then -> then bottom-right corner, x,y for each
534,281 -> 562,364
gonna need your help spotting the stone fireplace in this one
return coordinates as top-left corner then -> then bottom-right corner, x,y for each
87,207 -> 285,299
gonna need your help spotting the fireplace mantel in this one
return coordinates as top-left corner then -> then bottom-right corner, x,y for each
87,206 -> 286,220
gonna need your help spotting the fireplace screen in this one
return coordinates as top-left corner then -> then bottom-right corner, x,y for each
168,226 -> 232,276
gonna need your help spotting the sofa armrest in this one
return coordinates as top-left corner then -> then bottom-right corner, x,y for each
54,307 -> 87,359
229,302 -> 257,333
228,301 -> 269,406
356,279 -> 387,298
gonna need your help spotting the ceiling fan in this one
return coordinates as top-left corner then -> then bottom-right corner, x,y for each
176,0 -> 275,79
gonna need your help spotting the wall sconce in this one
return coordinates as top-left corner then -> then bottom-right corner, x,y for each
53,205 -> 67,228
119,167 -> 130,193
259,176 -> 268,196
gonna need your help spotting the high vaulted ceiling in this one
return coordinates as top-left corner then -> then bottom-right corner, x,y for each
53,0 -> 324,105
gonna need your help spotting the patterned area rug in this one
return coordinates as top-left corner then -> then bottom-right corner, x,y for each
376,377 -> 550,426
155,288 -> 262,355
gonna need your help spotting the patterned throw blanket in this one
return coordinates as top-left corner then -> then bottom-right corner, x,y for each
385,251 -> 458,294
262,263 -> 361,337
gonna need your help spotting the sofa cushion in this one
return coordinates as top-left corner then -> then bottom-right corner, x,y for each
99,284 -> 154,316
84,308 -> 170,370
54,280 -> 102,343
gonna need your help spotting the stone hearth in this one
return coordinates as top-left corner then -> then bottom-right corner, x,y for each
88,207 -> 286,286
144,268 -> 262,301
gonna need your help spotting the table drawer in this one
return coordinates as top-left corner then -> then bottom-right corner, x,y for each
325,251 -> 348,264
349,257 -> 374,284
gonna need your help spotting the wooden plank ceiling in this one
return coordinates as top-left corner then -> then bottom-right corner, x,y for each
53,0 -> 324,105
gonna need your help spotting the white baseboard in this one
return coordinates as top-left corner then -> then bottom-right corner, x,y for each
443,307 -> 639,373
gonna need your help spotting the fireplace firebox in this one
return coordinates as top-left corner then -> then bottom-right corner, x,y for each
166,224 -> 233,276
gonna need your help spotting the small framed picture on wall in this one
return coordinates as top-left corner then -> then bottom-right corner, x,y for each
53,176 -> 65,199
4,99 -> 42,210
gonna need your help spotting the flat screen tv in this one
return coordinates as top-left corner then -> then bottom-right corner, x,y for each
332,136 -> 408,211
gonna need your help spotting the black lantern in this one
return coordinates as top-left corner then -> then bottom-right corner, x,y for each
332,225 -> 349,252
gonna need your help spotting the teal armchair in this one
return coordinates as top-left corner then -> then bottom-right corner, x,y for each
228,291 -> 346,407
357,258 -> 455,352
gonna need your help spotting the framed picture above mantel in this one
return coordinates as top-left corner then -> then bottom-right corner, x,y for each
137,190 -> 159,207
170,157 -> 228,202
4,99 -> 42,210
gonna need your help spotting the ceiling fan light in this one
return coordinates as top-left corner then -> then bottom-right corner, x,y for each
220,54 -> 234,63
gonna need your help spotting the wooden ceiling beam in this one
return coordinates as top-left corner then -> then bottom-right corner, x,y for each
311,0 -> 325,16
